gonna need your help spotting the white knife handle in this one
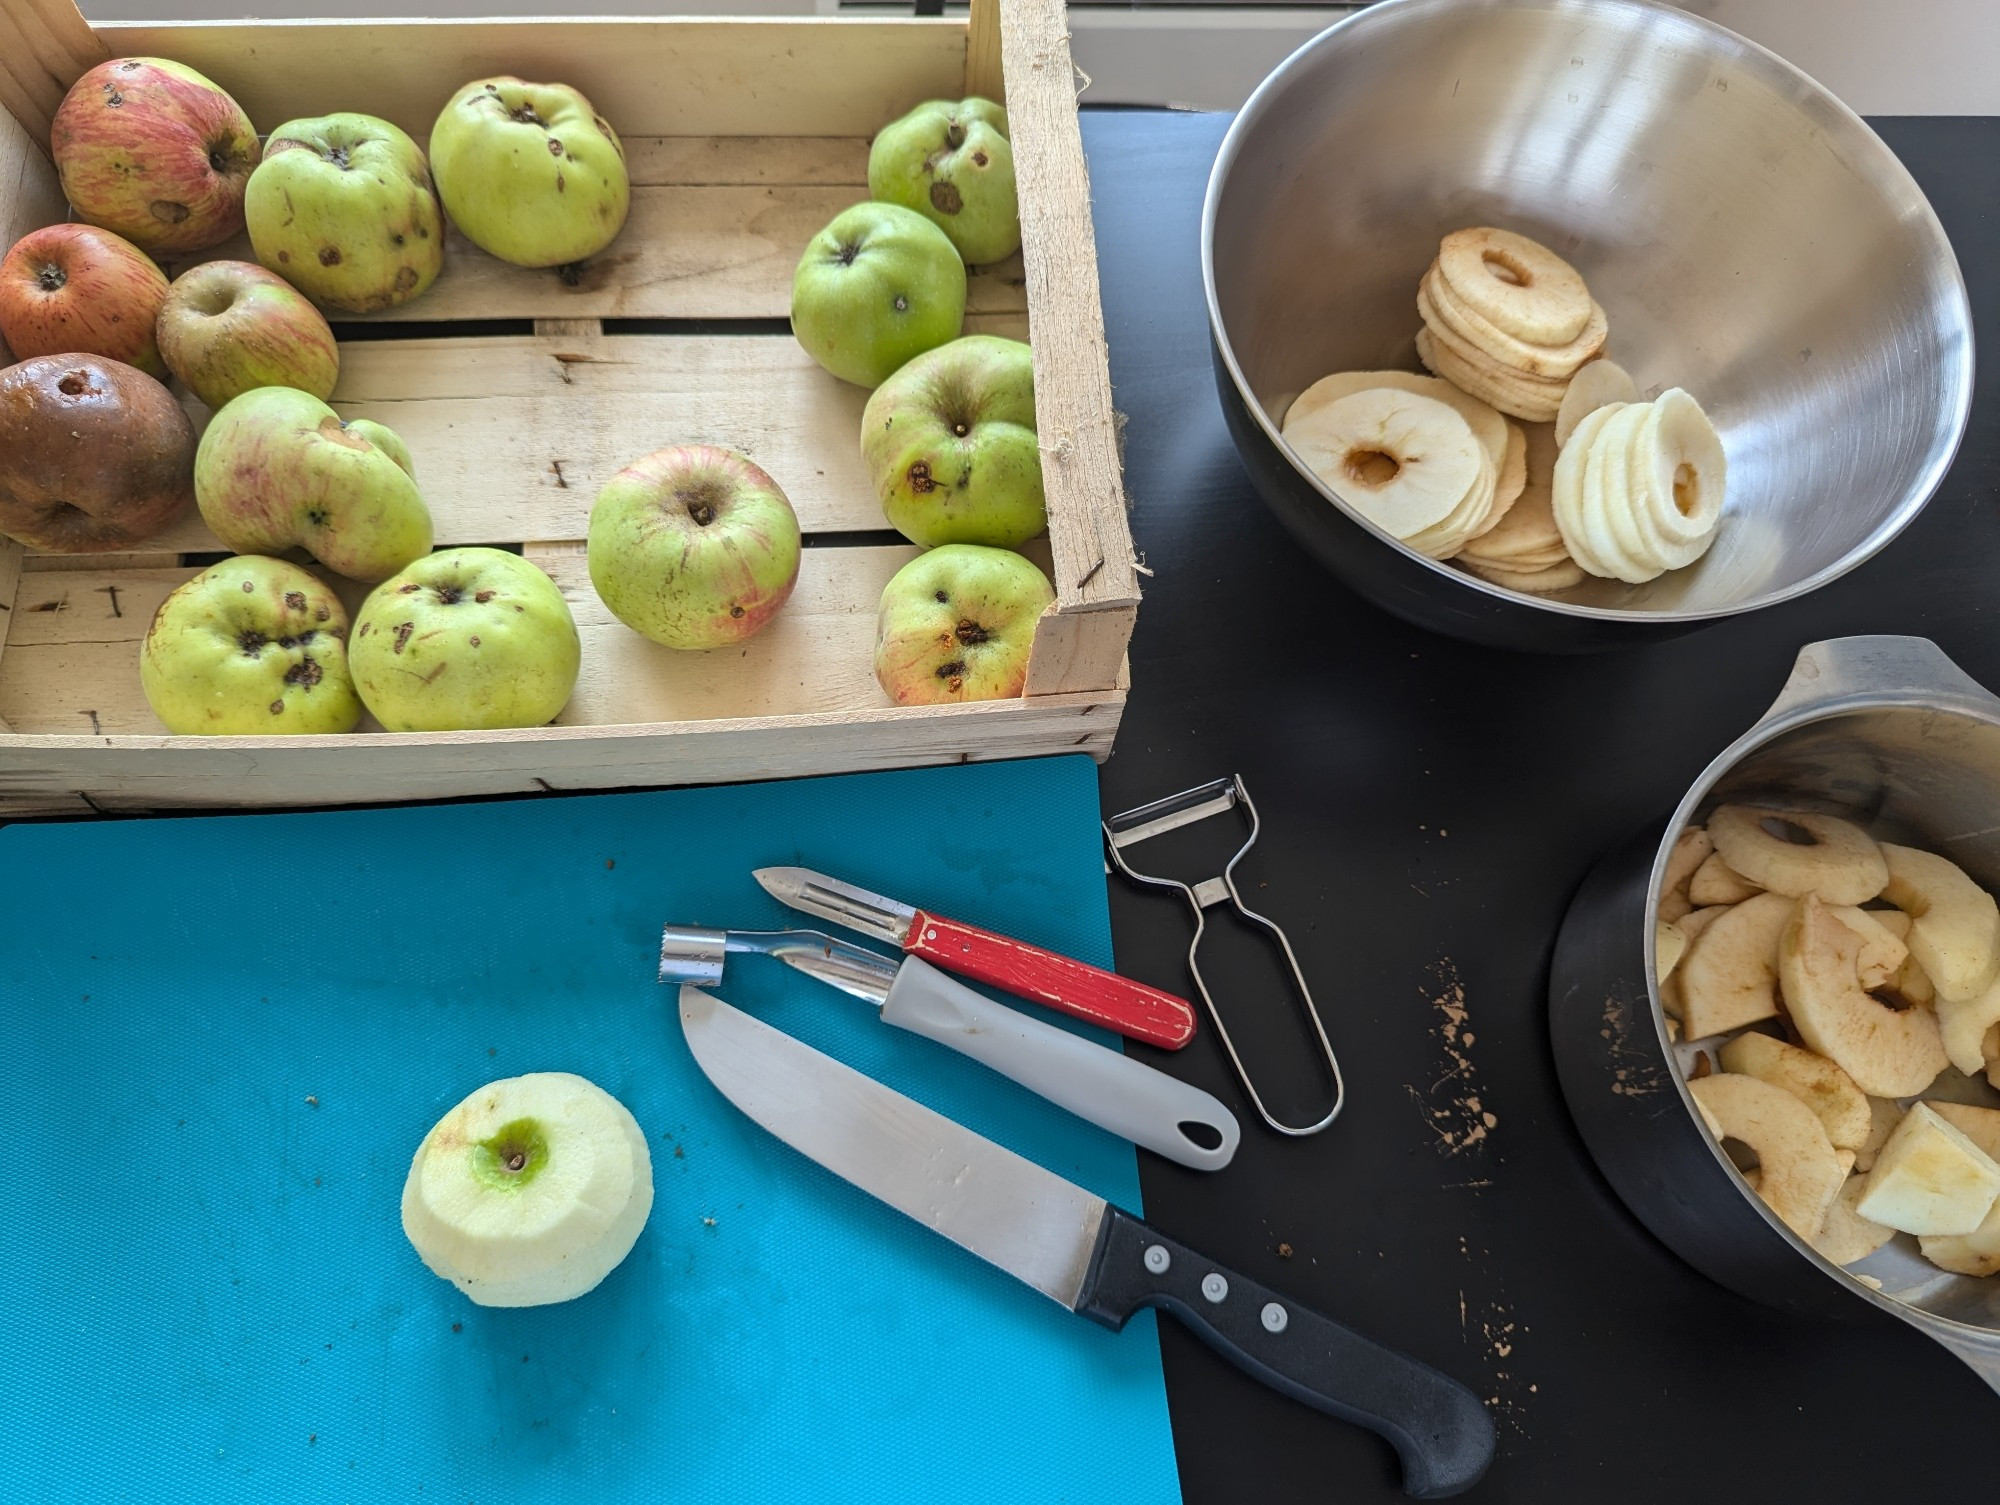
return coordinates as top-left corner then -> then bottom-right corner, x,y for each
881,956 -> 1240,1171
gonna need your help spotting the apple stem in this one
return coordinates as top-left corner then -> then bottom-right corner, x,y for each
506,1151 -> 526,1172
947,122 -> 967,150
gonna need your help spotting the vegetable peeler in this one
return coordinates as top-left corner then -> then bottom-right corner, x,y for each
657,922 -> 1240,1171
1103,774 -> 1346,1137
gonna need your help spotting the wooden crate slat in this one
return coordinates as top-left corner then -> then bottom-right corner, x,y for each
0,688 -> 1122,815
24,321 -> 1032,565
94,17 -> 968,141
623,135 -> 867,187
156,184 -> 1027,324
0,0 -> 104,146
964,0 -> 1006,105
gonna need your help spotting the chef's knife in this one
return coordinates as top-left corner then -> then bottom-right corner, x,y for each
658,924 -> 1238,1172
754,864 -> 1198,1050
678,983 -> 1495,1499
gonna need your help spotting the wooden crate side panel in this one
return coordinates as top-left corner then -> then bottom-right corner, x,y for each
0,102 -> 69,706
0,0 -> 104,147
1001,0 -> 1140,667
964,0 -> 1006,105
0,689 -> 1123,815
94,18 -> 967,141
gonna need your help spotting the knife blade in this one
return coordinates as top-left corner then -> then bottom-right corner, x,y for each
679,983 -> 1495,1499
754,865 -> 1198,1050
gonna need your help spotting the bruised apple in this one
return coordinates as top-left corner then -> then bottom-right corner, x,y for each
874,543 -> 1052,705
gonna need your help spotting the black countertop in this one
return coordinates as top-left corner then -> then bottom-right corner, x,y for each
1083,107 -> 2000,1501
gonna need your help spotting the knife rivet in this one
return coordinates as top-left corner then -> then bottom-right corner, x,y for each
1201,1273 -> 1228,1304
1144,1244 -> 1171,1274
1261,1302 -> 1288,1333
924,927 -> 938,941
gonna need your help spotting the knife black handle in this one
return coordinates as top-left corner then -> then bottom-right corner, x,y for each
1077,1208 -> 1495,1499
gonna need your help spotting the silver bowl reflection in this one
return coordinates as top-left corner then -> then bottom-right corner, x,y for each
1202,0 -> 1974,651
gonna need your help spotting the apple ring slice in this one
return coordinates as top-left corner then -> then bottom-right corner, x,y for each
1550,402 -> 1624,577
1707,804 -> 1888,907
1435,227 -> 1594,347
1284,368 -> 1507,470
1554,359 -> 1639,447
1631,387 -> 1726,552
1420,263 -> 1608,380
1460,555 -> 1585,594
1415,326 -> 1566,423
1282,386 -> 1486,542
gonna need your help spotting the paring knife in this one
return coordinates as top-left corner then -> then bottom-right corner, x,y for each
754,865 -> 1198,1050
658,924 -> 1239,1172
678,984 -> 1496,1500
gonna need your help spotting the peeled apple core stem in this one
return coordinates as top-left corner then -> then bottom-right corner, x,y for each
472,1118 -> 550,1190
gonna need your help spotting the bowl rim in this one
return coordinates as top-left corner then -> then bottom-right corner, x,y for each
1199,0 -> 1978,627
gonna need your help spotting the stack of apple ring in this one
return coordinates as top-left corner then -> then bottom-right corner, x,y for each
1454,424 -> 1584,593
1551,388 -> 1727,584
1415,228 -> 1609,423
1280,371 -> 1525,560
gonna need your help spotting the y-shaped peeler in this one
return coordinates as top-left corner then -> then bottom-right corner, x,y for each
1103,774 -> 1346,1137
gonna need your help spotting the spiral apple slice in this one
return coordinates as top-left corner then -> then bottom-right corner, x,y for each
401,1071 -> 654,1308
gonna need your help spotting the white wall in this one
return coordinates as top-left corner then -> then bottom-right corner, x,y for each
72,0 -> 1999,116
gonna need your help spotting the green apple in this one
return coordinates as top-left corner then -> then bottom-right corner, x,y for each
139,555 -> 360,735
792,202 -> 965,388
195,386 -> 432,581
430,77 -> 630,268
157,260 -> 340,410
351,547 -> 580,732
862,334 -> 1043,548
867,97 -> 1018,265
588,444 -> 801,650
874,543 -> 1052,705
244,113 -> 444,313
401,1071 -> 653,1308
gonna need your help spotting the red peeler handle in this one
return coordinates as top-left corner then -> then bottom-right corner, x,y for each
904,910 -> 1197,1050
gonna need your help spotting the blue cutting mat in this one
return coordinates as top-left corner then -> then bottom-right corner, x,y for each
0,755 -> 1180,1505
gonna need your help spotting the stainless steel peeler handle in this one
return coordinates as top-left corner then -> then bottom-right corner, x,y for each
1105,774 -> 1346,1137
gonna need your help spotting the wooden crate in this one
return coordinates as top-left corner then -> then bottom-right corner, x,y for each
0,0 -> 1137,816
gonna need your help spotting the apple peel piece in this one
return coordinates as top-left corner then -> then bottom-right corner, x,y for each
1854,1101 -> 2000,1237
1688,1072 -> 1847,1240
1778,895 -> 1947,1098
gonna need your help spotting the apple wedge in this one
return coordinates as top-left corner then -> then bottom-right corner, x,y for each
1707,805 -> 1887,906
1826,906 -> 1909,992
1879,842 -> 2000,1004
1677,892 -> 1794,1039
1778,895 -> 1948,1098
1659,826 -> 1715,924
1656,921 -> 1688,985
1688,852 -> 1763,907
1855,1102 -> 2000,1236
1717,1031 -> 1870,1152
1932,974 -> 2000,1078
1812,1173 -> 1897,1267
1689,1072 -> 1848,1239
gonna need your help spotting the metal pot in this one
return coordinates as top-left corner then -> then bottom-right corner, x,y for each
1202,0 -> 1973,652
1551,635 -> 2000,1390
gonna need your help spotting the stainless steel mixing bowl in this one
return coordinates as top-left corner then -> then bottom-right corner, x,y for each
1202,0 -> 1974,651
1553,637 -> 2000,1392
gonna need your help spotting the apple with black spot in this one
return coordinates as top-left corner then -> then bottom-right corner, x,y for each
244,113 -> 444,313
50,57 -> 260,254
0,224 -> 169,376
867,97 -> 1019,265
194,386 -> 432,581
139,555 -> 360,734
588,444 -> 801,650
156,260 -> 340,409
351,547 -> 580,732
874,543 -> 1053,705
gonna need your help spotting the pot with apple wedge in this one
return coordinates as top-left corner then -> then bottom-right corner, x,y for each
1551,635 -> 2000,1394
